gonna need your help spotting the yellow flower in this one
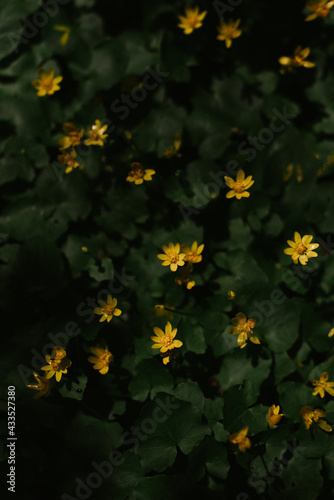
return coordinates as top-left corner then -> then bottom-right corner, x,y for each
312,372 -> 334,398
305,0 -> 334,21
157,242 -> 186,272
26,372 -> 52,399
279,46 -> 315,73
57,148 -> 80,174
126,162 -> 155,185
163,133 -> 182,158
31,67 -> 63,96
151,321 -> 183,354
228,290 -> 236,300
175,263 -> 196,289
328,328 -> 334,337
181,241 -> 204,263
284,232 -> 319,265
224,169 -> 254,199
230,312 -> 260,349
266,405 -> 284,429
283,163 -> 303,182
300,406 -> 332,432
53,25 -> 71,46
84,120 -> 108,146
228,426 -> 251,452
177,6 -> 207,35
88,343 -> 114,374
41,346 -> 72,382
216,18 -> 242,48
58,122 -> 84,149
94,295 -> 122,322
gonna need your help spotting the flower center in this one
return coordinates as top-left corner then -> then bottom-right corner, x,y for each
132,167 -> 144,179
233,181 -> 245,193
104,305 -> 114,315
43,78 -> 54,91
316,4 -> 330,16
168,252 -> 179,263
161,334 -> 173,347
188,14 -> 199,27
296,243 -> 307,255
101,352 -> 113,365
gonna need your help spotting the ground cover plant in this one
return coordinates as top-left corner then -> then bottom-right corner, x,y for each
1,0 -> 334,499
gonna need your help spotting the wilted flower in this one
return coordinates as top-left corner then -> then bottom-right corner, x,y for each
230,312 -> 260,349
305,0 -> 334,21
31,67 -> 62,96
94,295 -> 122,323
279,46 -> 315,73
57,148 -> 80,174
228,426 -> 251,452
41,346 -> 72,382
300,406 -> 332,432
216,19 -> 242,48
175,263 -> 195,289
84,120 -> 108,146
26,372 -> 52,399
58,122 -> 84,149
266,405 -> 284,429
126,162 -> 155,184
224,170 -> 254,199
284,232 -> 319,265
163,133 -> 182,158
312,372 -> 334,398
177,6 -> 207,35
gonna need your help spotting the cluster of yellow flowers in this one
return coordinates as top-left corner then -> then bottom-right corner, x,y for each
177,3 -> 329,70
230,400 -> 332,452
157,241 -> 204,289
57,120 -> 108,173
177,7 -> 242,48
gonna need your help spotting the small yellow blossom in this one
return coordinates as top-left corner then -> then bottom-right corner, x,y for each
329,328 -> 334,337
175,263 -> 196,289
84,120 -> 108,146
177,6 -> 207,35
224,169 -> 254,199
81,246 -> 88,253
31,67 -> 63,96
58,122 -> 84,149
312,372 -> 334,398
279,46 -> 315,73
126,162 -> 155,185
41,346 -> 72,382
163,133 -> 182,158
230,312 -> 260,349
305,0 -> 334,21
151,321 -> 183,354
57,148 -> 80,174
228,290 -> 236,300
283,163 -> 303,182
157,242 -> 186,272
266,405 -> 284,429
94,295 -> 122,323
54,25 -> 71,46
228,426 -> 251,452
88,343 -> 114,374
181,241 -> 204,263
216,19 -> 242,48
300,406 -> 332,432
26,372 -> 52,399
284,232 -> 319,265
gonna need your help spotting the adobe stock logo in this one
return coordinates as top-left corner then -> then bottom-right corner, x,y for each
7,0 -> 71,54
